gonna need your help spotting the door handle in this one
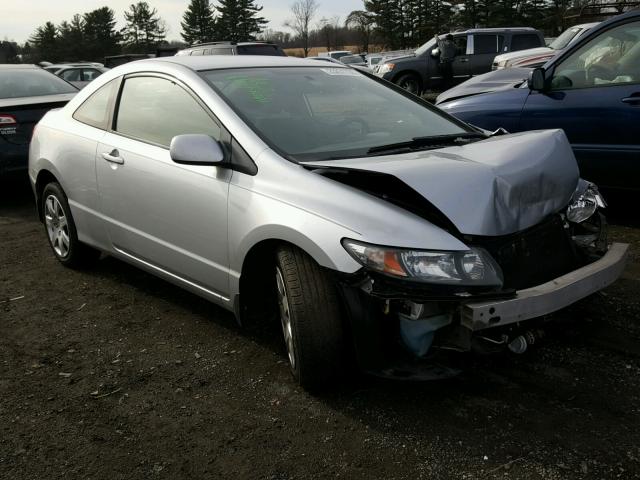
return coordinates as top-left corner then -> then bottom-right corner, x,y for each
622,96 -> 640,105
458,58 -> 469,63
101,150 -> 124,165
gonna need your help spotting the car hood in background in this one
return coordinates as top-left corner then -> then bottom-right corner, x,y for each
436,68 -> 530,104
494,46 -> 552,64
303,130 -> 578,237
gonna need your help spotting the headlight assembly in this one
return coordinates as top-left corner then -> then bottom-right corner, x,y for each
377,63 -> 395,75
342,239 -> 503,287
567,184 -> 606,224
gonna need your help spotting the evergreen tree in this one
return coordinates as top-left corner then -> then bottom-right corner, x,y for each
364,0 -> 405,49
216,0 -> 268,42
181,0 -> 217,44
84,7 -> 121,60
58,14 -> 85,61
29,22 -> 59,62
121,2 -> 166,53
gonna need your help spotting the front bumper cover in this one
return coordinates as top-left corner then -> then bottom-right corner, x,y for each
461,242 -> 629,331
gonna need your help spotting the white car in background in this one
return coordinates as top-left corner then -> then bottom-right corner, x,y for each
492,23 -> 599,70
44,64 -> 109,89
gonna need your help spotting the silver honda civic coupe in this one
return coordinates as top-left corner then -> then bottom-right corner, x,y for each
29,56 -> 628,389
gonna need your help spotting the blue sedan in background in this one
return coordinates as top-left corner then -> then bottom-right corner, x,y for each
437,10 -> 640,192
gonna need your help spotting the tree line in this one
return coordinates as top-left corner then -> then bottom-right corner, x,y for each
1,0 -> 636,64
262,0 -> 637,55
360,0 -> 638,50
12,0 -> 268,63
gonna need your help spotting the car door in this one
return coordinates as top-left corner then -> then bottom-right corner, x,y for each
96,74 -> 232,300
520,20 -> 640,190
469,34 -> 505,76
451,34 -> 471,80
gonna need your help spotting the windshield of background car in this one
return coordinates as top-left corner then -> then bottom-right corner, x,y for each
415,38 -> 436,56
550,27 -> 582,50
0,69 -> 78,99
201,67 -> 468,161
340,55 -> 364,64
236,44 -> 286,56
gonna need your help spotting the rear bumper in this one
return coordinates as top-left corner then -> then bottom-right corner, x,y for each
0,141 -> 29,175
461,242 -> 629,331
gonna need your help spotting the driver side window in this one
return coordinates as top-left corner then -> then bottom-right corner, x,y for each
551,21 -> 640,90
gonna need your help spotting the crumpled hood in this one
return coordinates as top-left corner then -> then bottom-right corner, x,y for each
303,129 -> 579,237
436,68 -> 530,104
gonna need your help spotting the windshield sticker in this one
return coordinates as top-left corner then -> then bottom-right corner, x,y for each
321,68 -> 360,76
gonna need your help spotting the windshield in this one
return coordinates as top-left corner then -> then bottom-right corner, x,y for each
549,27 -> 583,50
340,56 -> 364,64
0,69 -> 77,99
201,67 -> 468,161
237,45 -> 286,56
415,38 -> 437,56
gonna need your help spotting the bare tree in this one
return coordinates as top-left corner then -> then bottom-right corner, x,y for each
285,0 -> 319,57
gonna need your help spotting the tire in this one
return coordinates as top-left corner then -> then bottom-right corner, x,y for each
276,245 -> 345,391
396,73 -> 423,96
41,182 -> 101,268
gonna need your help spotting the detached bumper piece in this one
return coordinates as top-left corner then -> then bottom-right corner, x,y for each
461,242 -> 629,331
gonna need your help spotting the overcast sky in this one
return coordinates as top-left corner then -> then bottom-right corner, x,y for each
3,0 -> 363,43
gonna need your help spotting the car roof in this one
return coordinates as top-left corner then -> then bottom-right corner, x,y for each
188,42 -> 276,48
0,64 -> 42,70
452,27 -> 539,34
149,55 -> 341,71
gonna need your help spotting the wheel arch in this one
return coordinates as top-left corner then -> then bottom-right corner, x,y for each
233,227 -> 359,324
35,169 -> 62,222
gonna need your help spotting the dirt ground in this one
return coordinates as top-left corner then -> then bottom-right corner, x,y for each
1,177 -> 639,480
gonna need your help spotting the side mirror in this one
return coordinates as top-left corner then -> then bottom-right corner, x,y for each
528,67 -> 546,91
430,48 -> 440,58
170,134 -> 225,166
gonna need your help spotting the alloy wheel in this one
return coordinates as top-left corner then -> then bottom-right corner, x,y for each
276,266 -> 296,369
44,195 -> 70,258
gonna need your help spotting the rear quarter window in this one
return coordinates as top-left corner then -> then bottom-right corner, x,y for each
474,35 -> 504,54
72,78 -> 119,129
511,34 -> 542,51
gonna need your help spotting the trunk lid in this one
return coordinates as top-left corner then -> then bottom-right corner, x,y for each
0,93 -> 74,146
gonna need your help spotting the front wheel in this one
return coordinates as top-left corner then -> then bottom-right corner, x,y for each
42,182 -> 101,268
396,73 -> 423,96
276,245 -> 346,391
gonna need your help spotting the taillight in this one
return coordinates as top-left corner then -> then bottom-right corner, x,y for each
0,114 -> 17,126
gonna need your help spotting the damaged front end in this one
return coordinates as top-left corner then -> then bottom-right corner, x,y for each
334,187 -> 627,379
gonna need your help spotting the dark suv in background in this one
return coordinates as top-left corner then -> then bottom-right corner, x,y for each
375,27 -> 544,94
176,41 -> 286,57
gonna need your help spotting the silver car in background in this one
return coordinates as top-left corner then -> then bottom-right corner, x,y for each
44,64 -> 110,89
492,23 -> 598,70
29,56 -> 628,390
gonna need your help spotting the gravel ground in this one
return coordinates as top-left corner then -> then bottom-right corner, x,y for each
1,177 -> 639,480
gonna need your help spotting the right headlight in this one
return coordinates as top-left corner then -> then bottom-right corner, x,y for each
342,239 -> 503,287
566,183 -> 606,223
376,63 -> 395,75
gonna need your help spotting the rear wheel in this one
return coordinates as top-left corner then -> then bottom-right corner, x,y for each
396,73 -> 423,96
276,245 -> 345,391
42,182 -> 100,268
